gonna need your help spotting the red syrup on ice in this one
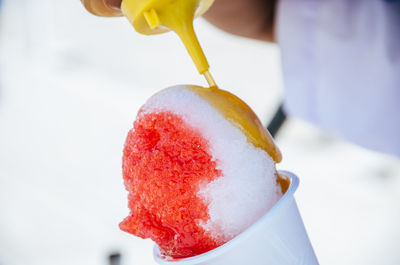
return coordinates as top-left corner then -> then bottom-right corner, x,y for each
120,111 -> 223,258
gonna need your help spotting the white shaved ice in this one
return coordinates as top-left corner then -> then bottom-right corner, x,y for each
141,85 -> 282,243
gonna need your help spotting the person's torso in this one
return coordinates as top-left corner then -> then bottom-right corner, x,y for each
277,0 -> 400,156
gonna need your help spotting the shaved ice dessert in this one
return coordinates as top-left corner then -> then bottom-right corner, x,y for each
120,85 -> 285,258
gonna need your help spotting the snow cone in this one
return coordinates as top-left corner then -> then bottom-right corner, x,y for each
120,85 -> 318,264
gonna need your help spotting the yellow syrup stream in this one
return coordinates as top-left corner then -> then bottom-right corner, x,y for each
203,70 -> 217,87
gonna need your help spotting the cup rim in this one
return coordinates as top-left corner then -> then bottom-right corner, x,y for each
154,170 -> 299,264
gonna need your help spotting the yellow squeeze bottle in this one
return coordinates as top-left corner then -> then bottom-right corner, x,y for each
121,0 -> 216,87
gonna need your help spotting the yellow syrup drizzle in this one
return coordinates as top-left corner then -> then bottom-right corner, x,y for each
187,85 -> 282,163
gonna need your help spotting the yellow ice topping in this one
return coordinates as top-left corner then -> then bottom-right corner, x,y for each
188,85 -> 282,163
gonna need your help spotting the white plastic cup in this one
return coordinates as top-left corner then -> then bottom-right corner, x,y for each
153,171 -> 319,265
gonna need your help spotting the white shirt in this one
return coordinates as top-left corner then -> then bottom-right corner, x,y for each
277,0 -> 400,157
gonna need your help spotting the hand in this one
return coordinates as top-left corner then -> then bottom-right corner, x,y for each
203,0 -> 277,42
81,0 -> 277,42
81,0 -> 122,17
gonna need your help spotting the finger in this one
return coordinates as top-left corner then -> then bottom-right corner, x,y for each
81,0 -> 123,17
104,0 -> 122,10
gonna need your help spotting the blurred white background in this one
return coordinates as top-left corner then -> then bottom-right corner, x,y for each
0,1 -> 399,265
